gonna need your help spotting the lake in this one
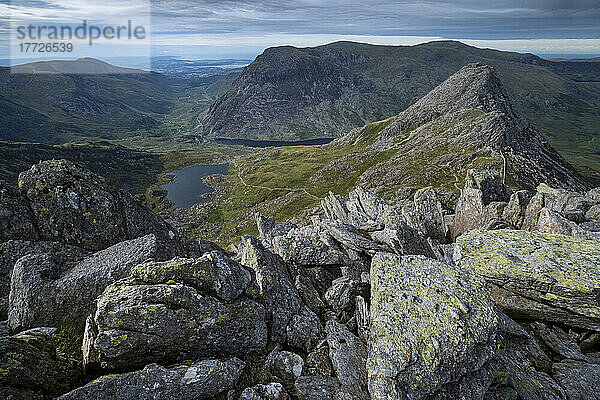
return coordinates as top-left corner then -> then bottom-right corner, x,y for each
214,137 -> 334,147
161,163 -> 229,208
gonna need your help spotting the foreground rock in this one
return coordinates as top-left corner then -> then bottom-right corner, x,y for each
17,160 -> 180,252
0,327 -> 83,399
8,234 -> 177,332
455,229 -> 600,330
58,358 -> 245,400
0,184 -> 38,243
368,253 -> 498,399
87,256 -> 267,370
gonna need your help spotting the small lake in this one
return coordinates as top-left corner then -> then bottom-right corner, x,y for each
214,138 -> 334,148
161,163 -> 229,208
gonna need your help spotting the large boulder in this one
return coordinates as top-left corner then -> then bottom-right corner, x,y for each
0,184 -> 38,242
0,240 -> 88,320
241,236 -> 323,351
325,320 -> 368,397
17,160 -> 179,252
368,253 -> 499,399
8,234 -> 177,332
0,327 -> 83,399
88,256 -> 267,369
57,358 -> 245,400
455,230 -> 600,330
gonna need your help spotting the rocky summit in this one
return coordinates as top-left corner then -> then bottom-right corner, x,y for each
2,66 -> 600,399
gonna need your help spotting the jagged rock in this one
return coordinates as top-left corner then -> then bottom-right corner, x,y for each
0,184 -> 38,242
552,360 -> 600,400
8,234 -> 176,332
82,314 -> 99,368
355,295 -> 370,343
369,224 -> 434,258
132,252 -> 252,302
265,347 -> 304,383
241,236 -> 323,351
536,208 -> 598,240
305,340 -> 335,377
0,240 -> 88,319
368,253 -> 499,399
90,265 -> 267,369
404,186 -> 447,241
0,327 -> 83,399
502,190 -> 533,228
455,229 -> 600,330
326,320 -> 368,395
0,320 -> 10,336
272,224 -> 348,266
57,358 -> 245,400
325,277 -> 369,321
587,204 -> 600,221
326,222 -> 388,254
241,382 -> 290,400
18,160 -> 179,252
295,376 -> 340,400
256,214 -> 296,247
525,321 -> 590,362
295,273 -> 326,315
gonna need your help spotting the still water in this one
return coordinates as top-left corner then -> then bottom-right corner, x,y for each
161,163 -> 229,208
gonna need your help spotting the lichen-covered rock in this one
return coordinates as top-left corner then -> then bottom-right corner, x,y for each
455,229 -> 600,330
368,253 -> 499,400
0,184 -> 38,242
325,277 -> 369,320
241,236 -> 323,351
91,277 -> 267,369
326,222 -> 389,254
18,160 -> 179,252
272,224 -> 348,267
265,347 -> 304,383
326,320 -> 368,395
0,327 -> 83,399
0,240 -> 88,320
57,358 -> 245,400
132,252 -> 252,302
536,208 -> 598,240
295,376 -> 341,400
502,190 -> 533,228
552,360 -> 600,400
241,382 -> 290,400
8,234 -> 176,332
403,186 -> 447,242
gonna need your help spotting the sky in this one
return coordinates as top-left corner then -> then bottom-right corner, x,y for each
1,0 -> 599,64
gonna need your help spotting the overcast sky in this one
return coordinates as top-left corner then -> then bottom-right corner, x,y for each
1,0 -> 599,61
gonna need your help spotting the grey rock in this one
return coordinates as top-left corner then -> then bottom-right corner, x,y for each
325,277 -> 369,322
525,321 -> 590,362
58,358 -> 245,400
0,327 -> 83,398
18,160 -> 179,252
355,295 -> 370,343
368,253 -> 499,400
537,208 -> 598,240
132,252 -> 252,302
272,224 -> 348,267
91,277 -> 267,369
8,234 -> 175,332
406,186 -> 447,241
326,320 -> 368,394
241,382 -> 289,400
326,222 -> 388,254
305,340 -> 335,377
455,229 -> 600,330
553,360 -> 600,400
295,376 -> 341,400
241,236 -> 323,351
0,184 -> 38,242
369,224 -> 434,258
0,320 -> 9,336
265,346 -> 304,383
502,190 -> 533,228
0,240 -> 88,319
295,273 -> 326,315
256,214 -> 296,247
587,204 -> 600,221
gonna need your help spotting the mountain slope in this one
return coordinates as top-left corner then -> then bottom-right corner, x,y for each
194,63 -> 590,245
202,40 -> 600,179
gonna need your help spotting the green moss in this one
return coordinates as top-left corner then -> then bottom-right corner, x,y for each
55,320 -> 86,361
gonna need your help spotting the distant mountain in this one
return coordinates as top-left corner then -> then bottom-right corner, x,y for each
202,41 -> 600,180
0,58 -> 237,144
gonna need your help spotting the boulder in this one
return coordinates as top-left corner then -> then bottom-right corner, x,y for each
89,256 -> 267,369
265,347 -> 304,384
552,360 -> 600,400
403,186 -> 447,242
0,184 -> 38,242
368,253 -> 499,400
18,160 -> 179,252
294,376 -> 341,400
8,234 -> 176,332
0,327 -> 83,399
305,340 -> 335,377
455,230 -> 600,330
325,320 -> 368,396
0,240 -> 88,319
272,224 -> 348,267
241,382 -> 290,400
502,190 -> 533,228
57,358 -> 245,400
241,236 -> 323,351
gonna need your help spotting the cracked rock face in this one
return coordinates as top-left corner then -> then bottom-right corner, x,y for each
57,358 -> 245,400
368,253 -> 499,400
455,229 -> 600,330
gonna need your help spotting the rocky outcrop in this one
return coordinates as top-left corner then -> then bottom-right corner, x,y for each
58,358 -> 245,400
17,160 -> 180,252
368,253 -> 499,399
0,184 -> 38,243
455,229 -> 600,330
